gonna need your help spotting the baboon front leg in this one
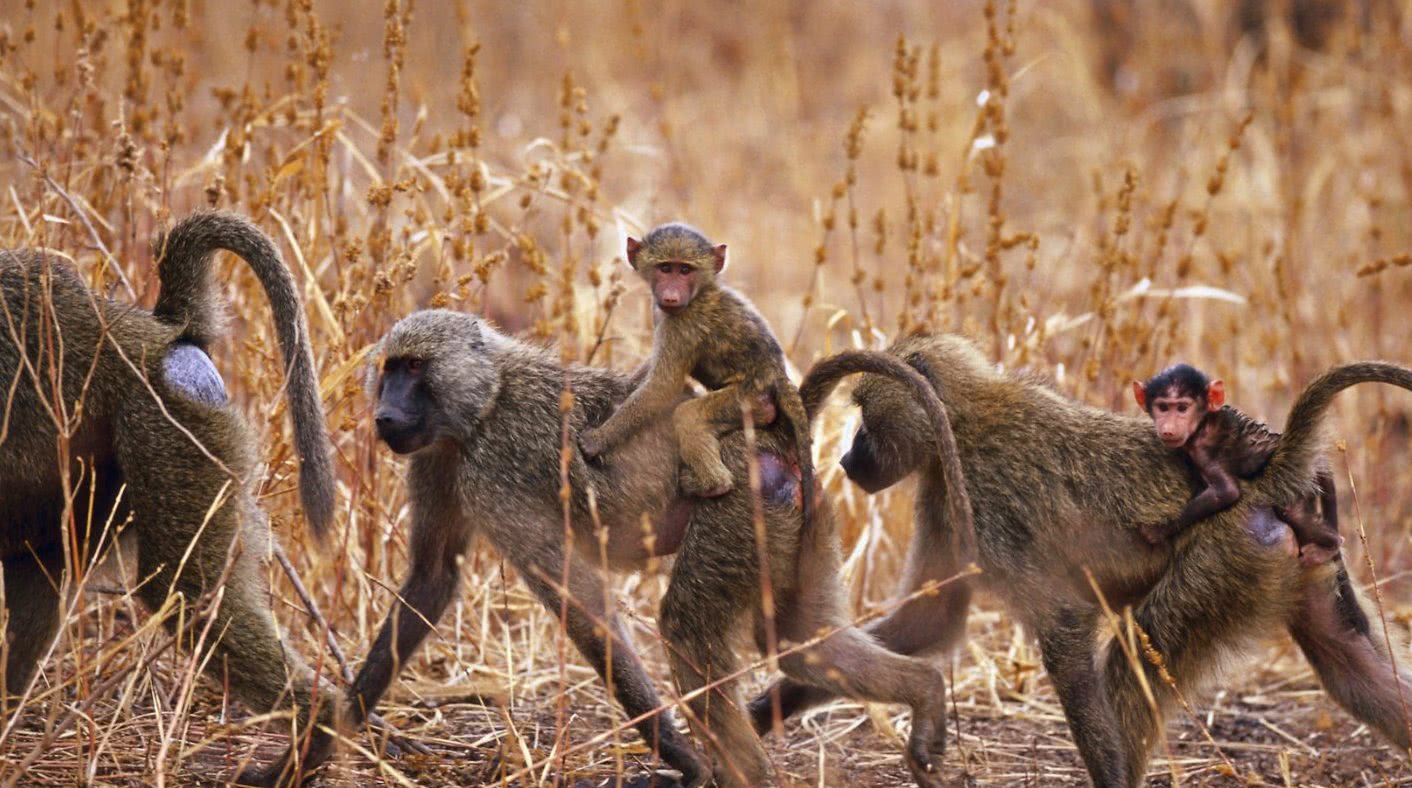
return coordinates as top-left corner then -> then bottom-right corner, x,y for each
659,518 -> 768,788
1039,607 -> 1130,787
514,543 -> 710,786
1,546 -> 63,708
1289,566 -> 1412,750
347,502 -> 473,732
673,386 -> 743,498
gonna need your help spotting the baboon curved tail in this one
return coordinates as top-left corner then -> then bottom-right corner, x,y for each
153,210 -> 336,538
799,350 -> 973,557
1263,362 -> 1412,498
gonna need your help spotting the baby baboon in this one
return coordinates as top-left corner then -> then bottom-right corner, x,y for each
341,310 -> 965,788
578,223 -> 816,527
752,333 -> 1412,786
1133,363 -> 1341,564
0,212 -> 336,787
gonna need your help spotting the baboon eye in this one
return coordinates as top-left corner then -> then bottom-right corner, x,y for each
657,263 -> 674,275
676,264 -> 693,276
407,358 -> 424,373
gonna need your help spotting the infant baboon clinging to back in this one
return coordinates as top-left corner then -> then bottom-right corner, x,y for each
1133,363 -> 1342,565
579,223 -> 816,524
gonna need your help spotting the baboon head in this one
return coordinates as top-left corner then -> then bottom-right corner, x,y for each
374,309 -> 501,454
1133,362 -> 1223,448
626,223 -> 727,314
840,359 -> 937,493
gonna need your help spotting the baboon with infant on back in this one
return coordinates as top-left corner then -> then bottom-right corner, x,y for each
342,306 -> 1412,787
753,330 -> 1412,785
348,308 -> 965,787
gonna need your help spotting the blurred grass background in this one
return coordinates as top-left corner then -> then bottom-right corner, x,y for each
0,0 -> 1409,784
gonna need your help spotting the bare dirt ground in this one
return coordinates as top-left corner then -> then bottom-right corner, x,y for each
9,588 -> 1409,786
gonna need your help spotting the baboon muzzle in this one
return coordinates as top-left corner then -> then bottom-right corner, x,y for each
840,434 -> 890,494
375,410 -> 427,454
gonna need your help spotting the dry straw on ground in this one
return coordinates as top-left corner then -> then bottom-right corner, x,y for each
0,0 -> 1410,785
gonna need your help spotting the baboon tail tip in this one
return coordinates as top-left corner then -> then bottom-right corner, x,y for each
299,450 -> 337,543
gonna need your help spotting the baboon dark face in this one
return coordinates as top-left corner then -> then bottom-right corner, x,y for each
841,393 -> 929,493
841,425 -> 910,493
376,357 -> 436,454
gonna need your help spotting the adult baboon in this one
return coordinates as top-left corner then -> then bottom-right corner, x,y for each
752,333 -> 1412,786
0,211 -> 336,787
332,309 -> 966,787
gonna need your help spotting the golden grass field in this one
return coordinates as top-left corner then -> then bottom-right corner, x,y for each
1,0 -> 1411,784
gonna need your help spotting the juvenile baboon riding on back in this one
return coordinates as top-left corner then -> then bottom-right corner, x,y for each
329,309 -> 966,788
0,212 -> 336,787
579,223 -> 817,529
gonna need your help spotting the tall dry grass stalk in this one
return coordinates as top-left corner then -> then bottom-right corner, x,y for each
0,0 -> 1410,784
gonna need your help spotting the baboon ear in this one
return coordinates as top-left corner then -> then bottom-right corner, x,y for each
1206,379 -> 1226,409
1131,381 -> 1147,411
468,318 -> 484,349
712,244 -> 727,273
626,237 -> 642,266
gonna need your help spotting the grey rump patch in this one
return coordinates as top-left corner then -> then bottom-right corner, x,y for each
163,342 -> 228,406
1246,506 -> 1288,547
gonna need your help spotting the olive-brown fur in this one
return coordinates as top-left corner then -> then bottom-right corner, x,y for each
0,211 -> 337,787
753,332 -> 1412,786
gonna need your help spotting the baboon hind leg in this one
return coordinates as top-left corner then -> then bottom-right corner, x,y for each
750,479 -> 973,735
659,506 -> 770,787
515,539 -> 711,787
1,546 -> 64,708
672,385 -> 743,498
1289,564 -> 1412,750
759,499 -> 950,787
116,412 -> 335,787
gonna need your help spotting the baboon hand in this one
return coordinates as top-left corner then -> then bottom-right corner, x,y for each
1139,521 -> 1173,545
579,427 -> 607,460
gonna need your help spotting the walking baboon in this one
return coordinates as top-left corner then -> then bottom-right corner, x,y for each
1132,363 -> 1341,563
579,223 -> 816,531
751,333 -> 1412,786
0,211 -> 337,787
336,309 -> 966,787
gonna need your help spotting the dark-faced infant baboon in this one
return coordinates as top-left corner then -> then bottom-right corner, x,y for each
753,332 -> 1412,787
328,309 -> 967,787
0,211 -> 336,787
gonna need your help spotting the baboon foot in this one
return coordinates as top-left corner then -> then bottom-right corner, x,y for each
746,692 -> 775,736
903,700 -> 948,788
234,733 -> 333,788
234,762 -> 310,788
678,762 -> 712,788
375,731 -> 432,759
680,464 -> 734,499
1138,521 -> 1173,545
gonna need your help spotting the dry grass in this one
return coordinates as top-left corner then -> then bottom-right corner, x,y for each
1,0 -> 1410,784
